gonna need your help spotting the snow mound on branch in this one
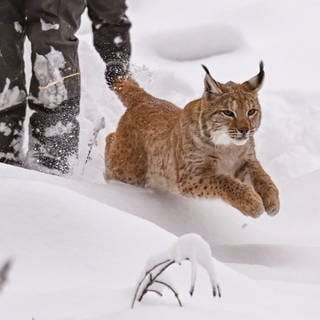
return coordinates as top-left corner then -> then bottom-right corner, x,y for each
133,233 -> 220,308
169,234 -> 219,296
152,24 -> 245,61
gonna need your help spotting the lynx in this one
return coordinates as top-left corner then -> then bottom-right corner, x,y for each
105,62 -> 280,218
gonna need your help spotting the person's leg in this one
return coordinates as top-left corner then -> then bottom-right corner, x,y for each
87,0 -> 131,86
0,0 -> 27,165
25,0 -> 86,174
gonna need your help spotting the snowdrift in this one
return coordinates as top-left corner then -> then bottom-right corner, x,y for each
1,164 -> 320,320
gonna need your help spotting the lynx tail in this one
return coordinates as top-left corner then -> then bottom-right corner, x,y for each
112,76 -> 149,109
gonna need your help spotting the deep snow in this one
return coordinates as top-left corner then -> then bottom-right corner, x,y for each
1,165 -> 320,320
1,0 -> 320,319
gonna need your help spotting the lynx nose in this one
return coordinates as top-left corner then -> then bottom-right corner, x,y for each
238,127 -> 249,137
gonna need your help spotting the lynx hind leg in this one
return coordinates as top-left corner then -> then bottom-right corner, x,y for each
104,131 -> 147,186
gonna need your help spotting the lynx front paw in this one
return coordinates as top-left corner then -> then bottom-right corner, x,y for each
246,197 -> 264,218
239,186 -> 264,218
262,188 -> 280,216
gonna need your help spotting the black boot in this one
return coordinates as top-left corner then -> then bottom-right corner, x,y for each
88,0 -> 131,86
0,12 -> 27,166
0,103 -> 26,166
26,98 -> 80,175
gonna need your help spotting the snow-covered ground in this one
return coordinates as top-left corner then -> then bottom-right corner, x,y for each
1,0 -> 320,319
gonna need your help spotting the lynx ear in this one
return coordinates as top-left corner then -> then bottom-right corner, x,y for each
202,65 -> 223,98
241,61 -> 265,93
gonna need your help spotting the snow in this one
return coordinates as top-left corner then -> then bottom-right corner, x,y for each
170,235 -> 219,292
0,122 -> 12,136
9,138 -> 22,154
0,78 -> 26,111
34,46 -> 68,109
94,23 -> 102,30
13,22 -> 23,33
40,18 -> 60,31
1,166 -> 320,319
153,24 -> 244,61
142,233 -> 220,300
44,121 -> 75,137
114,36 -> 124,45
1,0 -> 320,319
0,152 -> 15,161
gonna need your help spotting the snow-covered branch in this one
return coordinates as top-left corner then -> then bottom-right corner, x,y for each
82,117 -> 105,173
0,259 -> 12,294
131,234 -> 221,308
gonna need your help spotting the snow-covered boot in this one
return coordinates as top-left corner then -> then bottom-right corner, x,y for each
26,97 -> 80,175
24,1 -> 85,175
88,1 -> 131,86
0,103 -> 26,165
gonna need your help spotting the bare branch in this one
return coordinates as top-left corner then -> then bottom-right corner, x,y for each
137,260 -> 175,302
187,258 -> 197,297
131,234 -> 222,308
0,260 -> 12,294
131,259 -> 171,308
147,290 -> 163,297
213,284 -> 221,298
190,284 -> 195,296
154,280 -> 182,307
82,117 -> 105,174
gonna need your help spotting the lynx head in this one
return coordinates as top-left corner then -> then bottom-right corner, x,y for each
199,62 -> 264,146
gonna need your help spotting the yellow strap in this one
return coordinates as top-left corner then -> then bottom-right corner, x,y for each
39,72 -> 80,91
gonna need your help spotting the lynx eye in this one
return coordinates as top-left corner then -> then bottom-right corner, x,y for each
248,109 -> 257,116
221,110 -> 235,118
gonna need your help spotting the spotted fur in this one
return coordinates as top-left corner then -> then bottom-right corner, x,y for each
105,64 -> 280,218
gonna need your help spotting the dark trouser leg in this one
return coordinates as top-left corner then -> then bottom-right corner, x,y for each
25,0 -> 85,174
87,0 -> 131,86
0,1 -> 26,164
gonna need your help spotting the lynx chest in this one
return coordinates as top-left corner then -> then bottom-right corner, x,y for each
213,146 -> 249,177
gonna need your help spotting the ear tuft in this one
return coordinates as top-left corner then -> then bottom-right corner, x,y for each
202,64 -> 211,76
257,60 -> 264,84
202,65 -> 223,98
242,61 -> 265,93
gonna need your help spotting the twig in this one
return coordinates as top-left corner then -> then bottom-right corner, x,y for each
137,260 -> 175,303
131,259 -> 171,308
82,117 -> 105,174
39,72 -> 80,91
148,290 -> 163,297
0,260 -> 12,293
213,284 -> 221,298
154,280 -> 182,307
131,234 -> 222,308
